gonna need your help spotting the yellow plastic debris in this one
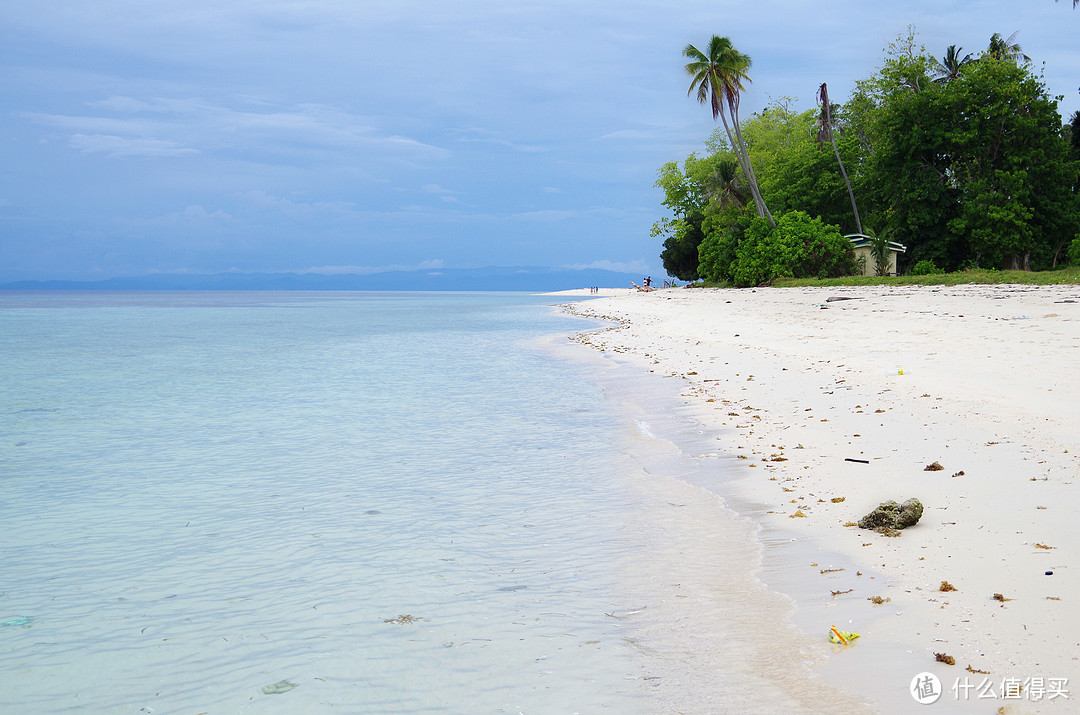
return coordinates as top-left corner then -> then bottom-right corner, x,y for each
828,626 -> 861,645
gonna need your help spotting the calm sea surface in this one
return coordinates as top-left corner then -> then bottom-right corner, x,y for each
1,291 -> 667,714
2,291 -> 868,714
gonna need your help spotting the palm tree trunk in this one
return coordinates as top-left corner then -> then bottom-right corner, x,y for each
714,108 -> 761,217
819,84 -> 861,234
729,100 -> 774,227
828,125 -> 862,234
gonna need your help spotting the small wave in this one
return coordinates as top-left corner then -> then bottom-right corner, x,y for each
633,418 -> 656,439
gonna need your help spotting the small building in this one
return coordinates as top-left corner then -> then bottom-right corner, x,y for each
846,234 -> 907,277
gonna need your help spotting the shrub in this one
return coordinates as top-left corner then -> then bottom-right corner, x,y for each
728,211 -> 856,287
696,211 -> 750,284
1068,237 -> 1080,267
910,259 -> 941,276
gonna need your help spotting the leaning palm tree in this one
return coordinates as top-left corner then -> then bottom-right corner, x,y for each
816,83 -> 862,234
684,36 -> 774,227
932,45 -> 973,82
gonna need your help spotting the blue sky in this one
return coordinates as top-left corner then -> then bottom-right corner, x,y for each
2,0 -> 1077,282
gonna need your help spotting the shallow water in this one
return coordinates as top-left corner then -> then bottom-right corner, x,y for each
1,290 -> 876,714
1,292 -> 658,713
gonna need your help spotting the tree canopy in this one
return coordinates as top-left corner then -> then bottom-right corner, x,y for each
655,29 -> 1080,281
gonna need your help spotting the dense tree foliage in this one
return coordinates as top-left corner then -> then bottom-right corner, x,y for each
655,152 -> 746,280
698,210 -> 857,286
656,29 -> 1080,280
853,34 -> 1078,270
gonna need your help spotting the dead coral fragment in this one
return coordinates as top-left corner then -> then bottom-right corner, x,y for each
940,581 -> 958,592
924,461 -> 945,471
858,498 -> 924,532
935,652 -> 956,665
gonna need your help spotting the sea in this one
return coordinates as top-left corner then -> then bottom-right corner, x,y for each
0,291 -> 851,714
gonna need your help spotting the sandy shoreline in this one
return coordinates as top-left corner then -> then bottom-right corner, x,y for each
561,284 -> 1080,713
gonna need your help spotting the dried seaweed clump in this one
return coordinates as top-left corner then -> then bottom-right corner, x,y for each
939,581 -> 958,592
935,652 -> 956,665
384,614 -> 424,625
858,498 -> 924,532
924,461 -> 944,471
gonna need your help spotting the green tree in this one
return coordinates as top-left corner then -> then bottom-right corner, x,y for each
855,33 -> 1077,271
658,217 -> 705,281
735,101 -> 856,231
654,152 -> 746,280
684,35 -> 774,226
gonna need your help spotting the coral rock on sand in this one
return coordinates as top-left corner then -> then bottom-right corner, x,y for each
858,498 -> 923,531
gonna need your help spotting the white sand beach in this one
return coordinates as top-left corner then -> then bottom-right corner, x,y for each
562,284 -> 1080,712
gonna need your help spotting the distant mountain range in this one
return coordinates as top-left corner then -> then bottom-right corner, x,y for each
0,266 -> 653,292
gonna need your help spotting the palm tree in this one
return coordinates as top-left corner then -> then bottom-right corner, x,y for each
985,32 -> 1030,63
932,45 -> 973,82
684,36 -> 774,227
816,83 -> 862,234
704,158 -> 749,210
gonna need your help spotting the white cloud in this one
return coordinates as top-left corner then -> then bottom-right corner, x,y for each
123,204 -> 232,226
32,98 -> 450,165
421,184 -> 463,203
68,133 -> 199,157
449,126 -> 546,153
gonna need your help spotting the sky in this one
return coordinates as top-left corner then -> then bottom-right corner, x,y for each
1,0 -> 1077,282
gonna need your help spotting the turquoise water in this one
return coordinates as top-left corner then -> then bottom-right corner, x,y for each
0,292 -> 661,713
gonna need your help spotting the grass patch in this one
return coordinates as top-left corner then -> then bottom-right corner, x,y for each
769,266 -> 1080,288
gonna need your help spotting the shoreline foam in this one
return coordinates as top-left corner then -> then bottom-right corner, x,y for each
561,284 -> 1080,713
